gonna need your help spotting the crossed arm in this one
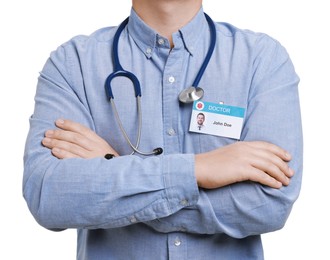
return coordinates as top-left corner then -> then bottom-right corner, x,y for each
42,119 -> 294,190
25,35 -> 302,237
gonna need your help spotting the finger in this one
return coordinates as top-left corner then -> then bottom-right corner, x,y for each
51,147 -> 80,159
236,142 -> 293,185
251,148 -> 294,179
54,119 -> 120,156
55,119 -> 100,142
54,119 -> 113,151
251,159 -> 290,186
249,141 -> 292,162
43,137 -> 89,158
43,137 -> 82,159
246,166 -> 283,189
246,141 -> 294,179
246,146 -> 293,185
45,129 -> 92,151
42,137 -> 54,149
265,150 -> 294,178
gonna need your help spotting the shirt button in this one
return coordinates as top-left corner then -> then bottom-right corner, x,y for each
174,238 -> 181,247
180,199 -> 188,206
146,47 -> 152,54
168,76 -> 175,83
158,38 -> 165,45
130,216 -> 137,223
167,128 -> 176,136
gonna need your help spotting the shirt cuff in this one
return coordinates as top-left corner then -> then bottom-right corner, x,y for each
162,154 -> 199,213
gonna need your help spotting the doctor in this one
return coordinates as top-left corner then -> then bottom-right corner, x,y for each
23,0 -> 303,259
196,113 -> 205,131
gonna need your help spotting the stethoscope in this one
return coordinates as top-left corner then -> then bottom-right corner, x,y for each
105,13 -> 216,156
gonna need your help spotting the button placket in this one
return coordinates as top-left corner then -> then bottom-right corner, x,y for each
161,48 -> 184,154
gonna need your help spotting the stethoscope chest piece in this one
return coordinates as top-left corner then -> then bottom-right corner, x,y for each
178,86 -> 204,103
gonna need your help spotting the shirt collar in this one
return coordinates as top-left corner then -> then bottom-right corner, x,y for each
178,7 -> 208,55
127,7 -> 208,58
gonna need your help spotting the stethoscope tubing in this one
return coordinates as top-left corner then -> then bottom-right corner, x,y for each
110,96 -> 144,155
105,13 -> 216,156
191,13 -> 216,88
111,96 -> 163,156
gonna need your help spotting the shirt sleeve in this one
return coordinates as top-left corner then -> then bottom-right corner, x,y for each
22,43 -> 199,230
145,35 -> 303,238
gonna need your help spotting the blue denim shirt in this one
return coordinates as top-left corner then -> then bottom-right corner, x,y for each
23,7 -> 303,260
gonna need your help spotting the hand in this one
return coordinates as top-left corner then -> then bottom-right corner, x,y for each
195,141 -> 294,189
42,119 -> 119,159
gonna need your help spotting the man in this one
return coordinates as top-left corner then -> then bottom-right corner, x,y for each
23,0 -> 303,259
196,113 -> 205,130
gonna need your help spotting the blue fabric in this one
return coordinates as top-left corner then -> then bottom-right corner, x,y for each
23,7 -> 303,260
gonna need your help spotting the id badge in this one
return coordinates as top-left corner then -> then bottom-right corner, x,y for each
189,101 -> 246,140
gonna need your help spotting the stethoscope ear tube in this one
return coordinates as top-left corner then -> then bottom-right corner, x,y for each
191,13 -> 216,90
112,17 -> 129,72
178,13 -> 216,103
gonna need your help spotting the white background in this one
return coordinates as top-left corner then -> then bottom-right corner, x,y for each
1,0 -> 328,259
